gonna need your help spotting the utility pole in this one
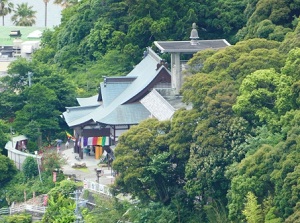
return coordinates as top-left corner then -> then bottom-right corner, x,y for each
10,126 -> 14,149
37,127 -> 42,149
28,72 -> 33,87
70,190 -> 87,223
35,151 -> 42,182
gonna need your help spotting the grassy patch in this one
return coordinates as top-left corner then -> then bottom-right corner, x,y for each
74,167 -> 90,173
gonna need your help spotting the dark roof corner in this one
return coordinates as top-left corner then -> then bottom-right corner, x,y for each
156,59 -> 168,70
97,86 -> 102,101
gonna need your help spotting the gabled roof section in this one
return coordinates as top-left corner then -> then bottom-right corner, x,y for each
62,105 -> 100,127
101,77 -> 136,107
5,135 -> 27,150
91,65 -> 171,124
154,39 -> 231,53
140,89 -> 175,121
141,88 -> 192,121
77,94 -> 100,106
63,47 -> 169,127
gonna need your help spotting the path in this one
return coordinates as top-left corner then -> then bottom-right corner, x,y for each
60,147 -> 115,185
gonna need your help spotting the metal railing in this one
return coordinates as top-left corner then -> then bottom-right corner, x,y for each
0,208 -> 9,215
0,204 -> 46,216
83,180 -> 112,197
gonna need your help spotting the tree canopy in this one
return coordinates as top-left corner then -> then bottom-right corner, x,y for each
2,0 -> 300,221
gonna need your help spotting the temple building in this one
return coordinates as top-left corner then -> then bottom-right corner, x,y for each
62,23 -> 231,159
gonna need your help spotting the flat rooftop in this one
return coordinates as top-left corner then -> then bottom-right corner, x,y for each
0,26 -> 46,46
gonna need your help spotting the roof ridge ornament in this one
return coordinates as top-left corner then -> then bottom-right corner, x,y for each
190,23 -> 199,45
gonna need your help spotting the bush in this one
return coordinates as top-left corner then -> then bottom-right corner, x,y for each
2,213 -> 32,223
22,157 -> 38,179
0,154 -> 17,184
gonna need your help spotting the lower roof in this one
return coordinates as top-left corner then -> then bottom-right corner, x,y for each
154,39 -> 231,53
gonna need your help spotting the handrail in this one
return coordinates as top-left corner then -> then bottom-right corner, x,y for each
0,204 -> 47,216
83,180 -> 112,197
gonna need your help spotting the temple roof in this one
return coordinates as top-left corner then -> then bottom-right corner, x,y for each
62,47 -> 170,127
140,89 -> 192,121
96,103 -> 150,125
154,39 -> 231,53
77,95 -> 100,106
140,89 -> 175,121
62,105 -> 99,127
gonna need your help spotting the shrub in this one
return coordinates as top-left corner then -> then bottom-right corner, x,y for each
22,157 -> 38,179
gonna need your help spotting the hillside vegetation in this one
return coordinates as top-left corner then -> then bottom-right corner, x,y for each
1,0 -> 300,222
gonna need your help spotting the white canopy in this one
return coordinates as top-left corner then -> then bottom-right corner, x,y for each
27,30 -> 43,39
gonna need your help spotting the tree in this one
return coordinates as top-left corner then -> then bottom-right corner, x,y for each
0,90 -> 25,121
285,202 -> 300,223
187,38 -> 285,84
243,192 -> 263,223
0,154 -> 17,184
39,72 -> 77,112
278,18 -> 300,53
182,77 -> 250,208
81,195 -> 129,223
53,0 -> 78,8
0,120 -> 10,153
41,180 -> 77,223
11,3 -> 36,26
41,150 -> 64,174
22,156 -> 38,179
112,119 -> 173,204
235,0 -> 300,41
226,144 -> 279,221
233,69 -> 293,128
126,202 -> 177,223
4,58 -> 33,92
13,83 -> 60,141
0,0 -> 14,26
2,213 -> 32,223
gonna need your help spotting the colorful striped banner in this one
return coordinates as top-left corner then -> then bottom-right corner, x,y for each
80,136 -> 110,147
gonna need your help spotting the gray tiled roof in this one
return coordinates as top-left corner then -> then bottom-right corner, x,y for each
154,39 -> 231,53
97,103 -> 150,125
91,66 -> 169,124
140,89 -> 175,121
63,47 -> 168,127
101,78 -> 134,107
77,94 -> 100,106
62,105 -> 100,126
140,89 -> 192,121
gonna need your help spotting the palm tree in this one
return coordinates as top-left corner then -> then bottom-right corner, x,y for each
0,0 -> 14,26
43,0 -> 50,27
11,3 -> 36,26
53,0 -> 78,8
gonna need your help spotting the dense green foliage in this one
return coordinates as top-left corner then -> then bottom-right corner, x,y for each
113,22 -> 300,223
82,195 -> 129,223
22,156 -> 39,179
1,0 -> 300,222
0,154 -> 17,185
41,180 -> 77,223
0,213 -> 32,223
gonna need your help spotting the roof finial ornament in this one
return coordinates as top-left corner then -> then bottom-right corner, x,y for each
190,23 -> 199,45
